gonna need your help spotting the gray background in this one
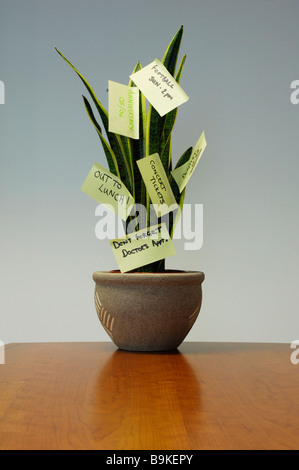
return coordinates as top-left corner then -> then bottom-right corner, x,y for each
0,0 -> 298,343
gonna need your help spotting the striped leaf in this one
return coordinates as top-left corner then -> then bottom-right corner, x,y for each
170,187 -> 186,239
172,146 -> 193,172
168,146 -> 193,238
83,96 -> 120,178
143,26 -> 185,272
162,25 -> 184,76
55,48 -> 133,194
160,54 -> 187,172
128,62 -> 148,230
146,26 -> 184,166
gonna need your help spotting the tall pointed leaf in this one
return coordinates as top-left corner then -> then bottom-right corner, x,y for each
83,96 -> 120,178
160,54 -> 187,172
162,25 -> 184,76
146,26 -> 184,162
55,48 -> 133,193
168,146 -> 193,238
129,62 -> 147,229
169,188 -> 186,239
172,146 -> 193,172
143,27 -> 185,272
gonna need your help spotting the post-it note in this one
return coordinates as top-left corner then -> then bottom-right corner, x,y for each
81,162 -> 134,220
171,131 -> 207,192
137,153 -> 178,217
129,59 -> 189,117
108,80 -> 139,139
110,223 -> 176,273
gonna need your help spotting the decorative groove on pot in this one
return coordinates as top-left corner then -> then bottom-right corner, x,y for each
187,303 -> 201,332
94,291 -> 114,340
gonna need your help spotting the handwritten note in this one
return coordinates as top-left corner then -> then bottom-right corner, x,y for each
129,59 -> 189,117
108,81 -> 139,139
110,223 -> 176,273
81,162 -> 134,220
137,153 -> 178,217
171,132 -> 207,192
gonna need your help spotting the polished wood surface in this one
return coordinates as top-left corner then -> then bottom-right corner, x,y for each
0,342 -> 298,450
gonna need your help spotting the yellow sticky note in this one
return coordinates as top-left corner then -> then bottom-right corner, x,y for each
108,81 -> 139,139
81,162 -> 134,220
137,153 -> 178,217
110,223 -> 176,273
171,131 -> 207,192
130,59 -> 189,117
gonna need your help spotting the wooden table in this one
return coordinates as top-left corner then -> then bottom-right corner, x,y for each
0,342 -> 298,450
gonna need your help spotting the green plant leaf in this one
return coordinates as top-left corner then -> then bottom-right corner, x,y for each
129,62 -> 148,230
55,48 -> 133,194
162,25 -> 184,76
167,146 -> 192,238
173,146 -> 193,171
160,54 -> 187,172
146,26 -> 184,166
142,27 -> 185,272
169,187 -> 186,239
82,96 -> 120,178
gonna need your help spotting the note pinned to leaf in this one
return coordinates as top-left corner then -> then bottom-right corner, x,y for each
171,131 -> 207,192
110,223 -> 176,273
129,59 -> 189,117
137,153 -> 178,217
81,162 -> 134,221
108,80 -> 139,139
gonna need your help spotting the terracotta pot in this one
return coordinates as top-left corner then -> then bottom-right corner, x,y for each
92,270 -> 205,352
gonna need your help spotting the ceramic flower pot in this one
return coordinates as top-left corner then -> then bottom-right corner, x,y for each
92,270 -> 205,352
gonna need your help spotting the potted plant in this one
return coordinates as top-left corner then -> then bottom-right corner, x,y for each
56,26 -> 206,351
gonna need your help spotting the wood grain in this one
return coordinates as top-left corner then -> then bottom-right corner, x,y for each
0,342 -> 298,450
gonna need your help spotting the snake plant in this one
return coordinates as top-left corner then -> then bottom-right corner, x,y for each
56,26 -> 193,272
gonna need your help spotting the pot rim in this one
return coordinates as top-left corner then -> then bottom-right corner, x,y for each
93,270 -> 205,286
